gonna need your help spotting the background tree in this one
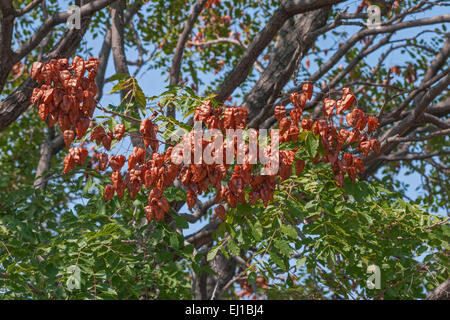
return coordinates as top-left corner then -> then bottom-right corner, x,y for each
0,0 -> 448,299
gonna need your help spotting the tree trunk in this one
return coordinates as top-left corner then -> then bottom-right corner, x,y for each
427,279 -> 450,300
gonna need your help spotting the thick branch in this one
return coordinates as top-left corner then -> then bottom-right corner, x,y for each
214,0 -> 345,103
245,7 -> 332,128
170,0 -> 207,86
15,0 -> 118,60
426,279 -> 450,300
34,129 -> 65,190
168,0 -> 207,118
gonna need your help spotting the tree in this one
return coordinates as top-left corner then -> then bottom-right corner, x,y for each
0,0 -> 448,300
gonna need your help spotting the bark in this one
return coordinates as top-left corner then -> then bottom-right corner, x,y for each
193,251 -> 236,300
168,0 -> 207,118
0,1 -> 17,92
170,0 -> 207,87
96,27 -> 113,101
111,0 -> 129,101
244,7 -> 332,127
34,129 -> 65,190
426,279 -> 450,300
96,3 -> 142,101
214,0 -> 345,103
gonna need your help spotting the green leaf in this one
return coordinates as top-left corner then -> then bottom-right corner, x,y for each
174,214 -> 189,229
305,133 -> 319,158
168,233 -> 180,249
228,239 -> 240,256
274,239 -> 292,257
207,242 -> 222,262
107,73 -> 129,82
281,224 -> 298,240
248,272 -> 257,285
270,251 -> 287,271
249,220 -> 263,242
296,257 -> 307,269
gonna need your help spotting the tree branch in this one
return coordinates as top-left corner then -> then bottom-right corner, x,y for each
214,0 -> 345,103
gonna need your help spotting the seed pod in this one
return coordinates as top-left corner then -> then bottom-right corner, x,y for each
346,108 -> 364,127
111,171 -> 122,190
194,100 -> 212,122
312,121 -> 320,136
287,125 -> 300,142
97,152 -> 109,171
290,108 -> 302,125
90,126 -> 106,143
104,185 -> 114,202
274,105 -> 286,122
347,129 -> 360,144
63,153 -> 75,173
301,119 -> 312,131
356,116 -> 367,130
109,155 -> 126,171
290,92 -> 305,109
31,88 -> 44,105
223,107 -> 235,129
279,117 -> 291,135
58,113 -> 70,132
38,103 -> 49,121
323,98 -> 336,118
116,182 -> 125,199
102,133 -> 112,151
341,91 -> 356,110
128,154 -> 137,171
367,117 -> 379,133
343,153 -> 353,166
225,190 -> 237,208
133,147 -> 146,164
234,107 -> 248,129
370,139 -> 381,154
187,188 -> 196,209
69,101 -> 80,126
144,205 -> 154,222
354,157 -> 365,173
75,117 -> 90,139
61,95 -> 72,114
157,196 -> 170,213
359,140 -> 371,157
347,166 -> 357,183
339,129 -> 350,142
30,61 -> 44,80
294,159 -> 305,176
214,205 -> 226,221
114,124 -> 125,140
63,130 -> 75,148
140,119 -> 152,135
302,83 -> 313,100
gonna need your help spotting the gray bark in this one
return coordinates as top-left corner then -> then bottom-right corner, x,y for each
244,7 -> 332,127
427,279 -> 450,300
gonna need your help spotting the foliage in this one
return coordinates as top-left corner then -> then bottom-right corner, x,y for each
0,0 -> 448,300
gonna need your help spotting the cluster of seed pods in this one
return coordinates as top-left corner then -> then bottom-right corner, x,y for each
31,58 -> 380,223
275,84 -> 380,188
30,57 -> 100,173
